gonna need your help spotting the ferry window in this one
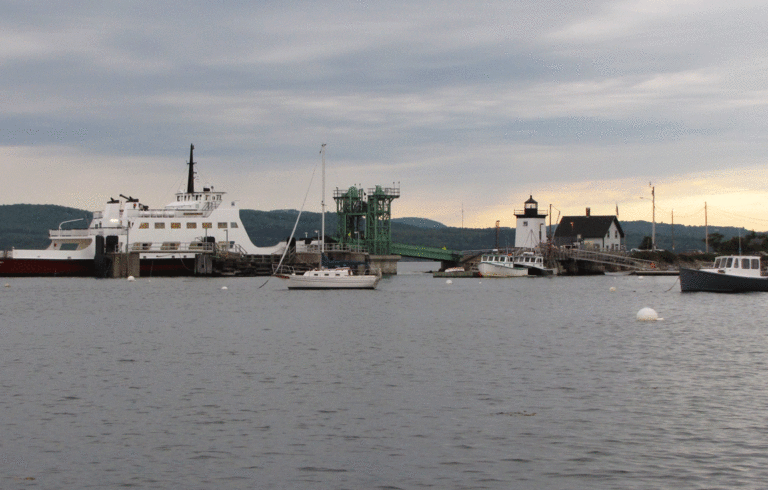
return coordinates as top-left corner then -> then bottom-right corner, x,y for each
161,242 -> 179,251
139,222 -> 149,229
230,222 -> 239,228
726,258 -> 733,267
155,222 -> 165,229
742,259 -> 750,269
171,222 -> 181,229
218,222 -> 227,229
187,222 -> 197,229
202,222 -> 212,229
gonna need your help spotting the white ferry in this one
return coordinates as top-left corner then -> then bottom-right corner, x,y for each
0,145 -> 286,276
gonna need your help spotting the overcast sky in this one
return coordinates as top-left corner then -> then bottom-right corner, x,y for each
2,1 -> 767,229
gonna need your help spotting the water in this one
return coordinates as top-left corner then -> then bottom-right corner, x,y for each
2,264 -> 768,489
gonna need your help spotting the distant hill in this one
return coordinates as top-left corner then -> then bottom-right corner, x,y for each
391,217 -> 447,229
0,204 -> 761,253
0,204 -> 93,250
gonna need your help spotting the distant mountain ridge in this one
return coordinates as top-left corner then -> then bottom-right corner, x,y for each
391,217 -> 447,229
0,204 -> 759,252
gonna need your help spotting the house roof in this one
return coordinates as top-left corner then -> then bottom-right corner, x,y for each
554,215 -> 624,239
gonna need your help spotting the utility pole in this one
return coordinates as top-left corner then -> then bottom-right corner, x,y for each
705,201 -> 708,253
549,203 -> 552,241
671,209 -> 675,251
650,183 -> 656,251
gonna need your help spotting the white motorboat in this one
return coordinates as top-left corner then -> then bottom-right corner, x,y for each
679,255 -> 768,292
477,253 -> 528,277
283,144 -> 381,290
512,251 -> 555,276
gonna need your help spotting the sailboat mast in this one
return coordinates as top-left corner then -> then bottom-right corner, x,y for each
320,143 -> 326,265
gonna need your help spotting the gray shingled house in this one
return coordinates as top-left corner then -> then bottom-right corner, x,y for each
553,210 -> 624,251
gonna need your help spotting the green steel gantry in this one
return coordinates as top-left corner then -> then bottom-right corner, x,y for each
333,184 -> 463,262
334,184 -> 400,255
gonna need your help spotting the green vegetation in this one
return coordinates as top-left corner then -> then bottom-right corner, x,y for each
0,204 -> 92,250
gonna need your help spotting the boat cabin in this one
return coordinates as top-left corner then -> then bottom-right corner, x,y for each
710,256 -> 763,277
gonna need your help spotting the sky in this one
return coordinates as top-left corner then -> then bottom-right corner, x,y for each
2,1 -> 768,230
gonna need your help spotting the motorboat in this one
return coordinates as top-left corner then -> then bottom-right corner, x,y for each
512,251 -> 555,276
477,253 -> 528,277
679,255 -> 768,292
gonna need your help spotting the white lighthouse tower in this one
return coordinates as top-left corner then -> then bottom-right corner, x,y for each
514,195 -> 548,249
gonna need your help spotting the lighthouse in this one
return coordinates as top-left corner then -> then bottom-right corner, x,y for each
514,196 -> 548,249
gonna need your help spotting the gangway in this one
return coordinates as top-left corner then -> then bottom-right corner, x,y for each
390,242 -> 463,262
552,248 -> 658,271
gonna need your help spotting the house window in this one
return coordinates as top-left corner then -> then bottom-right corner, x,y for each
187,222 -> 197,229
155,222 -> 165,229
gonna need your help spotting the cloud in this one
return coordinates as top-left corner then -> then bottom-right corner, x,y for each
2,0 -> 767,231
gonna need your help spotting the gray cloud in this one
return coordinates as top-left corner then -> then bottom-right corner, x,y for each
2,1 -> 767,225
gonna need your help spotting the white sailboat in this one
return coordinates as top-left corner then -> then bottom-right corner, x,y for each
285,144 -> 381,290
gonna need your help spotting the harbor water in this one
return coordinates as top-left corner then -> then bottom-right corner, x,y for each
2,263 -> 768,489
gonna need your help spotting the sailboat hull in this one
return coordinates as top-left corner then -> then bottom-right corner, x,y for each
287,270 -> 380,289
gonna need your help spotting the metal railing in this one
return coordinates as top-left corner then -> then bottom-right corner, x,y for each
129,242 -> 216,253
552,248 -> 658,270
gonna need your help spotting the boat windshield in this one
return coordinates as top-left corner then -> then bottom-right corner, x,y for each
726,258 -> 733,268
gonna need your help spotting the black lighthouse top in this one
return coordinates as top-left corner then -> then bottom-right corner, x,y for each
514,195 -> 547,218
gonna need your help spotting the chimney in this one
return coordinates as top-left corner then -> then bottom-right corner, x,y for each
586,207 -> 591,216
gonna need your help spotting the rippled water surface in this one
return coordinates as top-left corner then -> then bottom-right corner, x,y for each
2,264 -> 768,489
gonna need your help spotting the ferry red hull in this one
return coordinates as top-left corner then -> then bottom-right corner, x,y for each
0,257 -> 196,277
0,258 -> 95,277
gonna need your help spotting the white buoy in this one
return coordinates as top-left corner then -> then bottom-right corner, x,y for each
221,286 -> 228,290
127,276 -> 135,282
446,279 -> 453,284
636,307 -> 662,321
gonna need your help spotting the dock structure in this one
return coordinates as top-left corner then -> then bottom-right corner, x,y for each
550,247 -> 659,274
